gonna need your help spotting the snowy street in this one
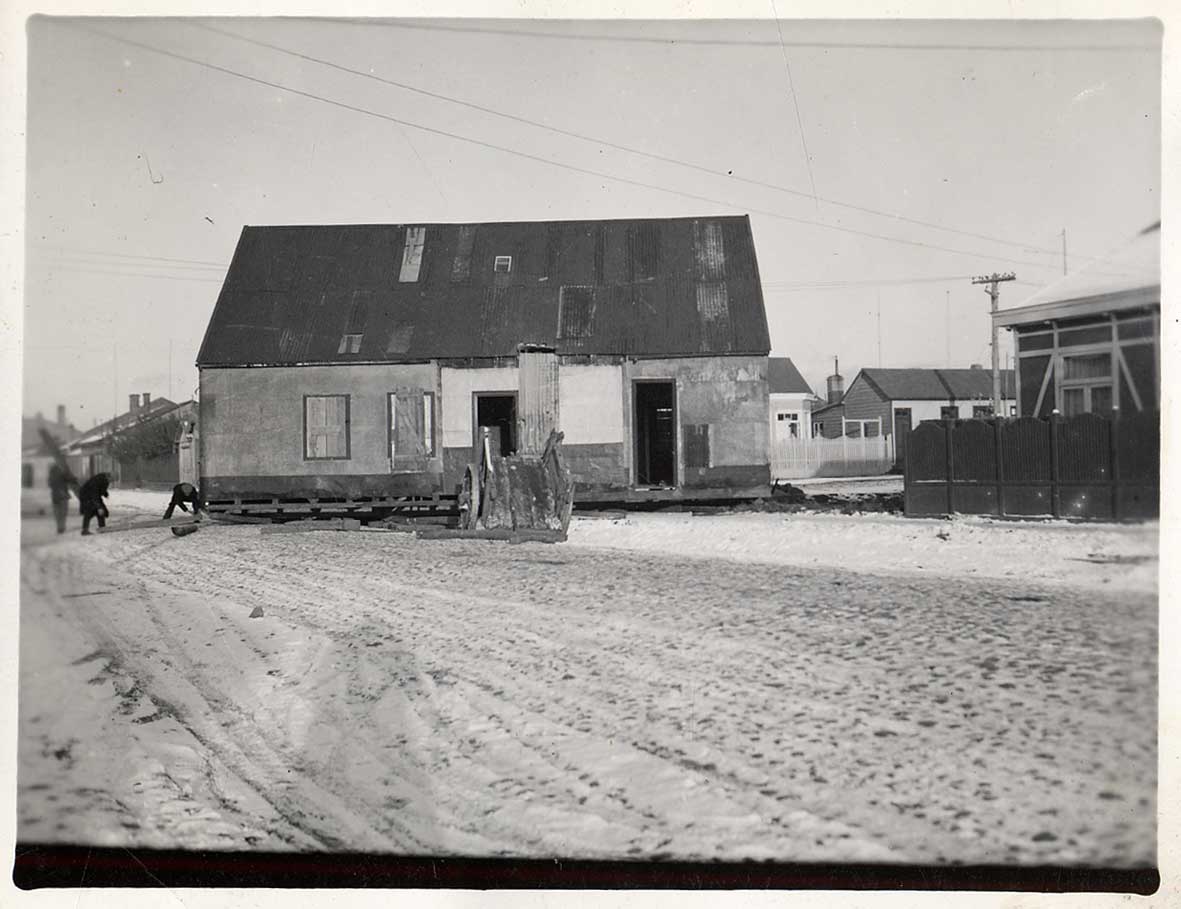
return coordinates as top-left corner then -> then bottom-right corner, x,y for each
17,491 -> 1157,867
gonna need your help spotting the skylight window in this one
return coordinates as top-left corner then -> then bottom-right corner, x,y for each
494,255 -> 513,274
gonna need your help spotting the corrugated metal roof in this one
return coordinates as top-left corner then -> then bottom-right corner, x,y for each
767,357 -> 813,395
859,368 -> 1015,401
197,216 -> 771,366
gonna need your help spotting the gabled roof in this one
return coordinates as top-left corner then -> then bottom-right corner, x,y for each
197,216 -> 771,366
857,367 -> 1015,401
21,415 -> 80,454
767,357 -> 814,395
69,397 -> 180,450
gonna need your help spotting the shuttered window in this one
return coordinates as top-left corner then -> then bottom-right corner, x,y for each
304,395 -> 350,459
337,334 -> 363,354
684,424 -> 711,468
399,227 -> 427,282
388,392 -> 435,463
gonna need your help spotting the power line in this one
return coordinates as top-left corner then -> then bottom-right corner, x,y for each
69,23 -> 1144,280
191,21 -> 1100,263
45,264 -> 224,283
32,243 -> 228,268
765,274 -> 972,290
307,18 -> 1158,52
768,3 -> 818,208
42,254 -> 226,273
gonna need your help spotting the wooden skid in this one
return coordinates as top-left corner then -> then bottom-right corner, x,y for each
97,518 -> 200,534
412,527 -> 565,544
259,518 -> 362,534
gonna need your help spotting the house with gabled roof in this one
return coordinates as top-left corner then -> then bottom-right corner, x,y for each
766,356 -> 817,447
196,215 -> 773,509
812,366 -> 1016,466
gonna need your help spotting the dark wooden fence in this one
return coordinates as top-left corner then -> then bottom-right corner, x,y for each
904,411 -> 1159,521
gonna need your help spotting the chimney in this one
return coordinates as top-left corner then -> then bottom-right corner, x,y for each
129,393 -> 140,413
56,404 -> 66,426
142,392 -> 151,409
970,363 -> 983,370
826,356 -> 845,405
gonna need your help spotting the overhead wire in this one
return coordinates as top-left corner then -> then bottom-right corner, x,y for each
65,22 -> 1136,280
189,21 -> 1105,264
304,18 -> 1159,53
31,243 -> 229,268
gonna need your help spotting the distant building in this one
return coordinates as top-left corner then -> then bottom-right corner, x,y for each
811,366 -> 1017,466
767,357 -> 817,448
994,222 -> 1159,417
196,216 -> 774,508
21,406 -> 80,490
64,394 -> 195,486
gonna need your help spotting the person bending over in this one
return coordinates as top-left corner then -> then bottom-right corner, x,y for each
78,472 -> 110,536
164,482 -> 203,519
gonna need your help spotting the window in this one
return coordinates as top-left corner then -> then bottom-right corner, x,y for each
337,334 -> 363,354
1060,353 -> 1113,415
304,395 -> 350,460
973,404 -> 994,418
388,392 -> 435,464
494,255 -> 512,274
399,227 -> 426,282
940,405 -> 959,420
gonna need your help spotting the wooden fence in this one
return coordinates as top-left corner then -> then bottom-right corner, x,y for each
771,433 -> 895,481
904,411 -> 1159,520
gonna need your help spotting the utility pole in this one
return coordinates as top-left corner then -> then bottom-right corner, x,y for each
972,272 -> 1017,415
945,290 -> 951,367
876,289 -> 882,367
1062,228 -> 1068,276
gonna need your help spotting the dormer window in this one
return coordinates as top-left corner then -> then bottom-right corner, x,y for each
399,227 -> 426,282
338,333 -> 363,354
494,255 -> 512,274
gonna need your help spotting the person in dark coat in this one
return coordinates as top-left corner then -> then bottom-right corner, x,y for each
47,463 -> 78,534
163,482 -> 203,519
78,472 -> 111,535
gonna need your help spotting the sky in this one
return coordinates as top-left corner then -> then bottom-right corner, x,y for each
21,15 -> 1161,427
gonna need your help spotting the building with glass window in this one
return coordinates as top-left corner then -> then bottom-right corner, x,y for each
195,216 -> 773,509
994,222 -> 1160,418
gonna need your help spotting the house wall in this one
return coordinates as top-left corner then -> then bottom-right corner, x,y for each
627,355 -> 769,489
200,363 -> 441,499
840,377 -> 891,430
201,355 -> 769,500
1012,308 -> 1159,417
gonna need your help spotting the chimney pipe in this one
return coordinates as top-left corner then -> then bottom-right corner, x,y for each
142,392 -> 151,409
56,404 -> 66,426
825,356 -> 845,405
129,393 -> 140,413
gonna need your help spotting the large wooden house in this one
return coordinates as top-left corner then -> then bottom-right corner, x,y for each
195,216 -> 773,510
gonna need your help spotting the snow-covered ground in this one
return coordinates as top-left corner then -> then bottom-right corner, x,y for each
17,488 -> 1158,866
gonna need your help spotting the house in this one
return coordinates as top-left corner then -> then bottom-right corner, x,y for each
812,366 -> 1016,466
993,222 -> 1159,417
21,406 -> 81,490
64,394 -> 195,485
195,216 -> 773,508
767,357 -> 817,447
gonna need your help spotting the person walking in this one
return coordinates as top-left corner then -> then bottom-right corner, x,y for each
47,462 -> 77,534
78,472 -> 111,536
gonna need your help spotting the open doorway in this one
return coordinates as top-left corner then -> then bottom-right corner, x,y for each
474,393 -> 517,456
634,380 -> 676,487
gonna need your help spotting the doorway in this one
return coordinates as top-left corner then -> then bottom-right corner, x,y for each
474,393 -> 517,456
893,407 -> 912,469
634,380 -> 676,487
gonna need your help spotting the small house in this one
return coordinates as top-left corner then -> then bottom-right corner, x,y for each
813,366 -> 1016,465
21,406 -> 80,490
195,216 -> 773,508
993,222 -> 1160,417
64,394 -> 195,485
767,357 -> 817,446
